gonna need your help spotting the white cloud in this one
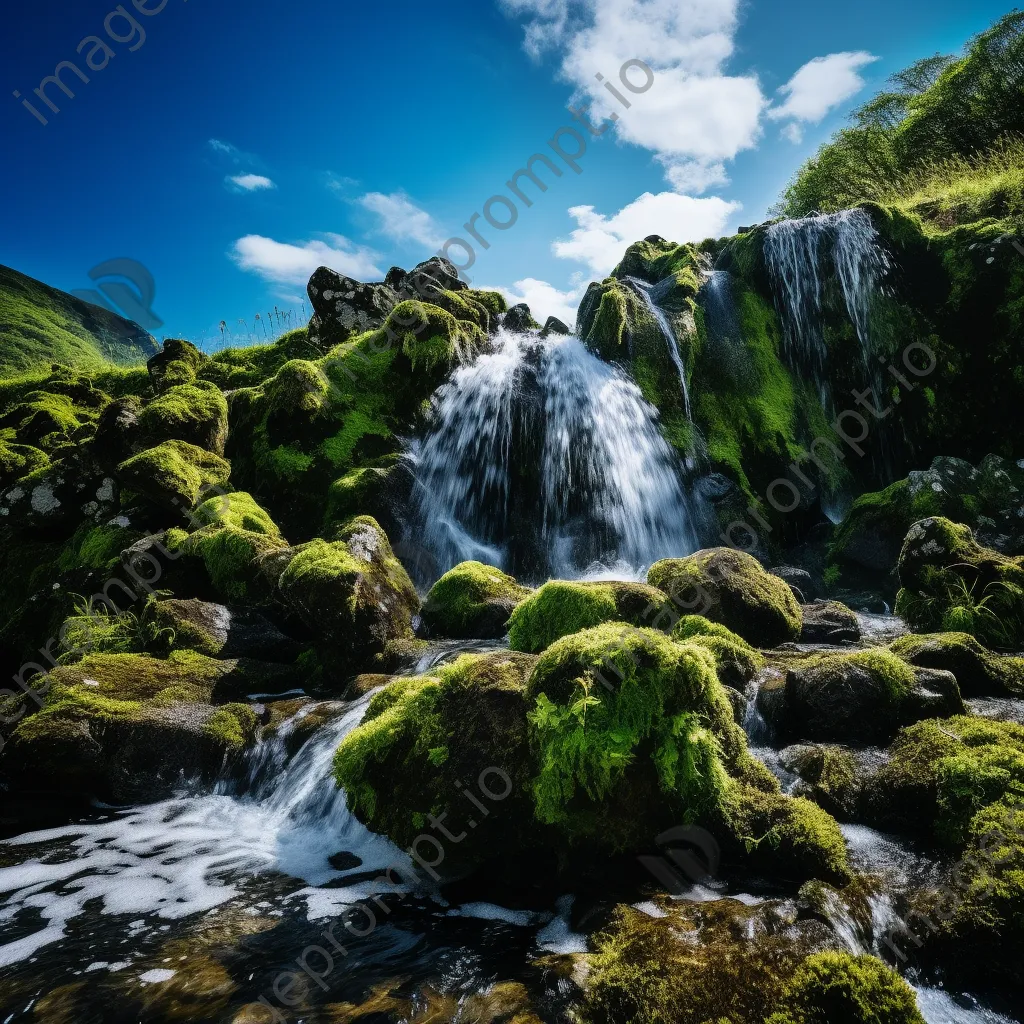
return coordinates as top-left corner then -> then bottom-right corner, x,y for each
491,276 -> 588,327
768,51 -> 878,125
780,122 -> 804,144
227,173 -> 276,192
231,234 -> 384,287
552,191 -> 740,277
358,192 -> 445,249
502,0 -> 766,193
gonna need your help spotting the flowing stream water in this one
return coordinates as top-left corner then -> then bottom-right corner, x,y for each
406,326 -> 700,584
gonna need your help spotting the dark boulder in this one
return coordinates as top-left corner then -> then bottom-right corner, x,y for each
799,600 -> 861,645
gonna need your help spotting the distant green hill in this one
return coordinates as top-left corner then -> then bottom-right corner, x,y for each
0,264 -> 159,376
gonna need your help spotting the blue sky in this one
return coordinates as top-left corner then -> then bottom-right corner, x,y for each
0,0 -> 1013,345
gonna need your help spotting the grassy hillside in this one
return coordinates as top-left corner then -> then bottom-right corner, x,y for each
0,264 -> 159,376
777,11 -> 1024,228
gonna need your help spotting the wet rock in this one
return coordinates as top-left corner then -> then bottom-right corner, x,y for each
781,649 -> 965,745
772,566 -> 815,602
780,743 -> 862,819
422,561 -> 533,639
542,316 -> 571,336
504,303 -> 541,333
799,600 -> 861,644
649,548 -> 803,648
153,598 -> 303,662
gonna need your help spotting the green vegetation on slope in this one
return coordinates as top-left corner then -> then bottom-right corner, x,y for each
0,264 -> 158,375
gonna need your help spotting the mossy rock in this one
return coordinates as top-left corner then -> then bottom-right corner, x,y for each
799,600 -> 861,645
334,650 -> 539,865
671,614 -> 766,691
780,649 -> 964,745
422,561 -> 533,639
523,623 -> 742,851
780,744 -> 862,820
168,491 -> 289,605
2,650 -> 261,802
0,440 -> 49,491
117,440 -> 230,512
227,301 -> 486,538
147,338 -> 205,388
152,598 -> 303,662
137,380 -> 229,455
649,549 -> 802,648
862,715 -> 1024,846
323,458 -> 404,538
508,580 -> 669,653
277,516 -> 419,675
889,632 -> 1024,696
0,388 -> 102,450
765,951 -> 925,1024
828,454 -> 1024,572
580,900 -> 833,1024
895,517 -> 1024,649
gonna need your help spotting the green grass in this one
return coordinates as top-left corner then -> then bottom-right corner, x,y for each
0,264 -> 158,376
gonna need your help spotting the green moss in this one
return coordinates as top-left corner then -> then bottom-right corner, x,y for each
0,440 -> 49,487
171,492 -> 288,605
649,549 -> 802,648
137,381 -> 229,454
508,580 -> 669,654
117,440 -> 231,510
524,624 -> 739,849
671,615 -> 766,687
56,520 -> 142,572
865,715 -> 1024,845
322,461 -> 396,534
202,703 -> 259,750
765,951 -> 924,1024
890,632 -> 1024,696
422,561 -> 533,639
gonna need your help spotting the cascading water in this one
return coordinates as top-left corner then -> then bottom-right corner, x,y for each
623,276 -> 693,420
0,695 -> 405,967
406,326 -> 700,583
697,269 -> 754,388
764,208 -> 892,403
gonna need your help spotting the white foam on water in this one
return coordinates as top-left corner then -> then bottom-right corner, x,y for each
0,693 -> 408,967
536,895 -> 588,954
447,903 -> 543,927
915,986 -> 1020,1024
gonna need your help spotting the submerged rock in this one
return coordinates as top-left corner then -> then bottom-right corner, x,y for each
649,548 -> 803,648
421,561 -> 533,639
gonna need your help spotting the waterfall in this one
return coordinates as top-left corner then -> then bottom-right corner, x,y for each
406,327 -> 699,583
697,269 -> 753,387
623,277 -> 693,420
764,209 -> 892,400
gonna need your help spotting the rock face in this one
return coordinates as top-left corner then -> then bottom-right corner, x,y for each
306,266 -> 400,348
153,599 -> 303,663
780,649 -> 965,745
649,549 -> 803,648
895,517 -> 1024,648
831,455 -> 1024,572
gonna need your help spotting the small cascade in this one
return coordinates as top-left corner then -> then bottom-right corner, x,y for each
0,695 -> 405,967
406,327 -> 700,583
764,208 -> 892,401
623,276 -> 692,419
